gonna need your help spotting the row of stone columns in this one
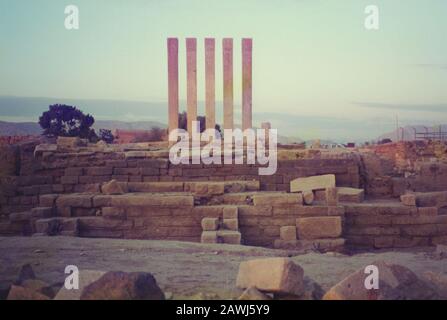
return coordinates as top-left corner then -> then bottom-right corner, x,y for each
167,38 -> 253,135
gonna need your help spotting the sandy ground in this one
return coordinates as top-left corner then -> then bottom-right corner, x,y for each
0,236 -> 446,299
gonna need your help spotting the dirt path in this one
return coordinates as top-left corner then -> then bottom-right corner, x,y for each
0,236 -> 445,299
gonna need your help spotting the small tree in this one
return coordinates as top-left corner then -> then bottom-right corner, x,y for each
39,104 -> 96,140
99,129 -> 114,144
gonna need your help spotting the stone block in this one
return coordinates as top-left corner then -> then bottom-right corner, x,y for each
61,176 -> 78,185
418,207 -> 438,216
201,231 -> 219,244
31,207 -> 53,218
296,216 -> 342,240
223,206 -> 238,219
111,194 -> 194,207
290,174 -> 336,193
201,217 -> 220,231
236,258 -> 304,296
280,226 -> 297,241
337,187 -> 364,203
39,194 -> 58,207
57,136 -> 80,148
401,194 -> 416,206
101,180 -> 125,195
218,230 -> 242,244
223,219 -> 239,231
56,195 -> 93,208
325,187 -> 339,206
253,193 -> 303,206
102,207 -> 126,220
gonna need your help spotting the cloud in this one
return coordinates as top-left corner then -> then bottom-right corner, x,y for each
354,102 -> 447,113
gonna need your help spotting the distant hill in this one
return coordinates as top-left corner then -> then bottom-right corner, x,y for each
0,120 -> 165,136
378,125 -> 447,142
0,121 -> 41,136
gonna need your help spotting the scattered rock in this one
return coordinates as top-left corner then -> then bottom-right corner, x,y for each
236,258 -> 304,296
101,180 -> 124,195
323,261 -> 438,300
54,270 -> 106,300
21,279 -> 55,298
238,287 -> 271,300
80,271 -> 165,300
7,285 -> 50,300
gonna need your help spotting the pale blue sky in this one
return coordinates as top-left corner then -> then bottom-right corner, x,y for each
0,0 -> 446,139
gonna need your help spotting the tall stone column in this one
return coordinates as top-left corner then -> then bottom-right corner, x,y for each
242,38 -> 253,131
186,38 -> 198,134
223,38 -> 234,130
167,38 -> 179,135
205,38 -> 215,131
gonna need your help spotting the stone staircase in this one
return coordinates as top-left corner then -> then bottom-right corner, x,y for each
0,179 -> 351,251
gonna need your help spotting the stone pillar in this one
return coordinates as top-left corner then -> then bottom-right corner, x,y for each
167,38 -> 179,135
186,38 -> 197,134
205,38 -> 215,131
223,38 -> 234,130
242,38 -> 253,131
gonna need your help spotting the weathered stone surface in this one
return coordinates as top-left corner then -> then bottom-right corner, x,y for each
302,190 -> 314,205
201,217 -> 219,231
296,217 -> 342,240
102,207 -> 125,220
16,264 -> 36,283
9,211 -> 31,222
20,279 -> 55,298
253,193 -> 302,206
422,271 -> 447,299
238,287 -> 271,300
7,285 -> 50,300
223,219 -> 239,231
290,174 -> 336,193
57,136 -> 80,148
218,230 -> 241,244
223,206 -> 238,219
111,194 -> 194,207
201,231 -> 219,244
127,182 -> 183,193
417,207 -> 438,216
80,271 -> 165,300
323,261 -> 438,300
31,207 -> 53,218
273,238 -> 345,252
56,195 -> 93,208
236,258 -> 304,296
102,180 -> 124,195
325,187 -> 339,206
337,187 -> 364,203
280,226 -> 297,241
39,194 -> 58,207
401,194 -> 416,206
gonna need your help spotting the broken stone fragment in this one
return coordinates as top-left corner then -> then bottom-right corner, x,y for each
302,190 -> 314,205
80,271 -> 165,300
236,258 -> 304,296
217,230 -> 241,244
7,285 -> 50,300
101,180 -> 125,195
290,174 -> 336,193
323,260 -> 438,300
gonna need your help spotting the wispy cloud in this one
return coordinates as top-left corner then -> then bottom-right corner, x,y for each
354,102 -> 447,113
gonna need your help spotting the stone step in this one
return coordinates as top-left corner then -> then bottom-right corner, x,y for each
34,217 -> 79,237
117,180 -> 260,195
